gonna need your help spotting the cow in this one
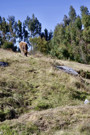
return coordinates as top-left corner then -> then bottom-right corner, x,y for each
19,41 -> 28,56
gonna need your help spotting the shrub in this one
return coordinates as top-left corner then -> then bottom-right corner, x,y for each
30,37 -> 48,54
2,41 -> 14,50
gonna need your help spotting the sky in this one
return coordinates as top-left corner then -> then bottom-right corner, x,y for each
0,0 -> 90,32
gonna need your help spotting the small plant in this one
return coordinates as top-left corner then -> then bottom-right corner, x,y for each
35,100 -> 51,110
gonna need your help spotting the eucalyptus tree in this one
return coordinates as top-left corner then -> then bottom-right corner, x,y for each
25,14 -> 41,37
7,16 -> 17,43
17,20 -> 23,42
69,6 -> 76,22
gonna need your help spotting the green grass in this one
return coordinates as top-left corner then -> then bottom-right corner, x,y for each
0,123 -> 39,135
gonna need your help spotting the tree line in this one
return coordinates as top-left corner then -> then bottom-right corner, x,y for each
0,14 -> 52,51
30,6 -> 90,64
49,5 -> 90,63
0,6 -> 90,64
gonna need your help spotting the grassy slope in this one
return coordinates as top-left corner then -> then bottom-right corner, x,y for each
0,49 -> 90,135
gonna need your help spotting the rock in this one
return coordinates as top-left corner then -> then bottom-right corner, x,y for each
0,62 -> 8,67
84,99 -> 90,104
56,66 -> 78,76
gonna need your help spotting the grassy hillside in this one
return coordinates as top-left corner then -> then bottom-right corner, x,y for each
0,49 -> 90,135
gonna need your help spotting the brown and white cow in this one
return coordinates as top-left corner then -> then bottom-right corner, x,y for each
19,41 -> 28,56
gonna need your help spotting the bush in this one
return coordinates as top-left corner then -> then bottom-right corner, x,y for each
30,37 -> 49,54
2,41 -> 14,50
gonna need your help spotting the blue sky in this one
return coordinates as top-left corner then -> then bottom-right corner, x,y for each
0,0 -> 90,31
